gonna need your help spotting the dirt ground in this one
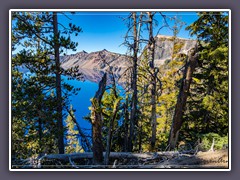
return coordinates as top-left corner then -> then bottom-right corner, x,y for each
153,149 -> 229,169
194,150 -> 228,168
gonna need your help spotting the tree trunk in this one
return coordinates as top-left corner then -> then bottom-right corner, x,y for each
53,12 -> 64,154
104,98 -> 121,165
123,97 -> 129,152
138,124 -> 142,152
38,117 -> 43,153
129,12 -> 138,152
147,12 -> 157,150
91,73 -> 107,164
168,46 -> 198,150
37,106 -> 43,155
150,84 -> 157,150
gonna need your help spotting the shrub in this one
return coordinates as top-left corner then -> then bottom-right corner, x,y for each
198,133 -> 228,151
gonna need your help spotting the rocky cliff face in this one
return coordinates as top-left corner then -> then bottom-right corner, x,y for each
61,35 -> 197,77
147,35 -> 197,66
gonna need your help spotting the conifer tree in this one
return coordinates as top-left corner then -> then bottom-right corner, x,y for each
65,106 -> 83,154
183,12 -> 229,141
11,11 -> 82,158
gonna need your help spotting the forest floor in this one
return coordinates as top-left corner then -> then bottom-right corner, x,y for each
13,149 -> 228,169
152,149 -> 229,169
105,149 -> 229,169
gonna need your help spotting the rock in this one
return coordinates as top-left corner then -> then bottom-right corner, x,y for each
61,35 -> 196,81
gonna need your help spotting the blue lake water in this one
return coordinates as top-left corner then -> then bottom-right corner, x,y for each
22,71 -> 124,135
62,76 -> 99,133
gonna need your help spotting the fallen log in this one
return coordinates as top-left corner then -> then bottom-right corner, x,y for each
14,150 -> 228,169
39,151 -> 179,162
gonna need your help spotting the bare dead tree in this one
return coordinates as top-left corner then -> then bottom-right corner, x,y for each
128,12 -> 144,152
91,73 -> 107,164
168,45 -> 198,150
123,95 -> 129,152
137,12 -> 168,151
146,12 -> 158,150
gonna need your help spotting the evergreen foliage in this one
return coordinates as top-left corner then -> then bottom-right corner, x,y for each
181,12 -> 229,145
12,11 -> 82,159
65,106 -> 83,153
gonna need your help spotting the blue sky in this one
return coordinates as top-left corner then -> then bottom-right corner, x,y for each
13,11 -> 200,55
58,11 -> 199,55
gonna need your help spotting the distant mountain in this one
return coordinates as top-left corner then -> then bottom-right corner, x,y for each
77,68 -> 123,85
61,49 -> 130,75
60,35 -> 197,78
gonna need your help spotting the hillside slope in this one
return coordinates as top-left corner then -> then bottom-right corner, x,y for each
61,35 -> 197,75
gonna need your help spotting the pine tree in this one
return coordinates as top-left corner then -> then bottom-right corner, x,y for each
11,11 -> 82,159
65,106 -> 83,154
183,12 -> 229,142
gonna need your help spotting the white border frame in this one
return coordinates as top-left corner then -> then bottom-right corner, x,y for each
9,9 -> 231,172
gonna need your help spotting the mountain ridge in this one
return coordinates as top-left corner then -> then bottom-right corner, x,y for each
61,35 -> 197,74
